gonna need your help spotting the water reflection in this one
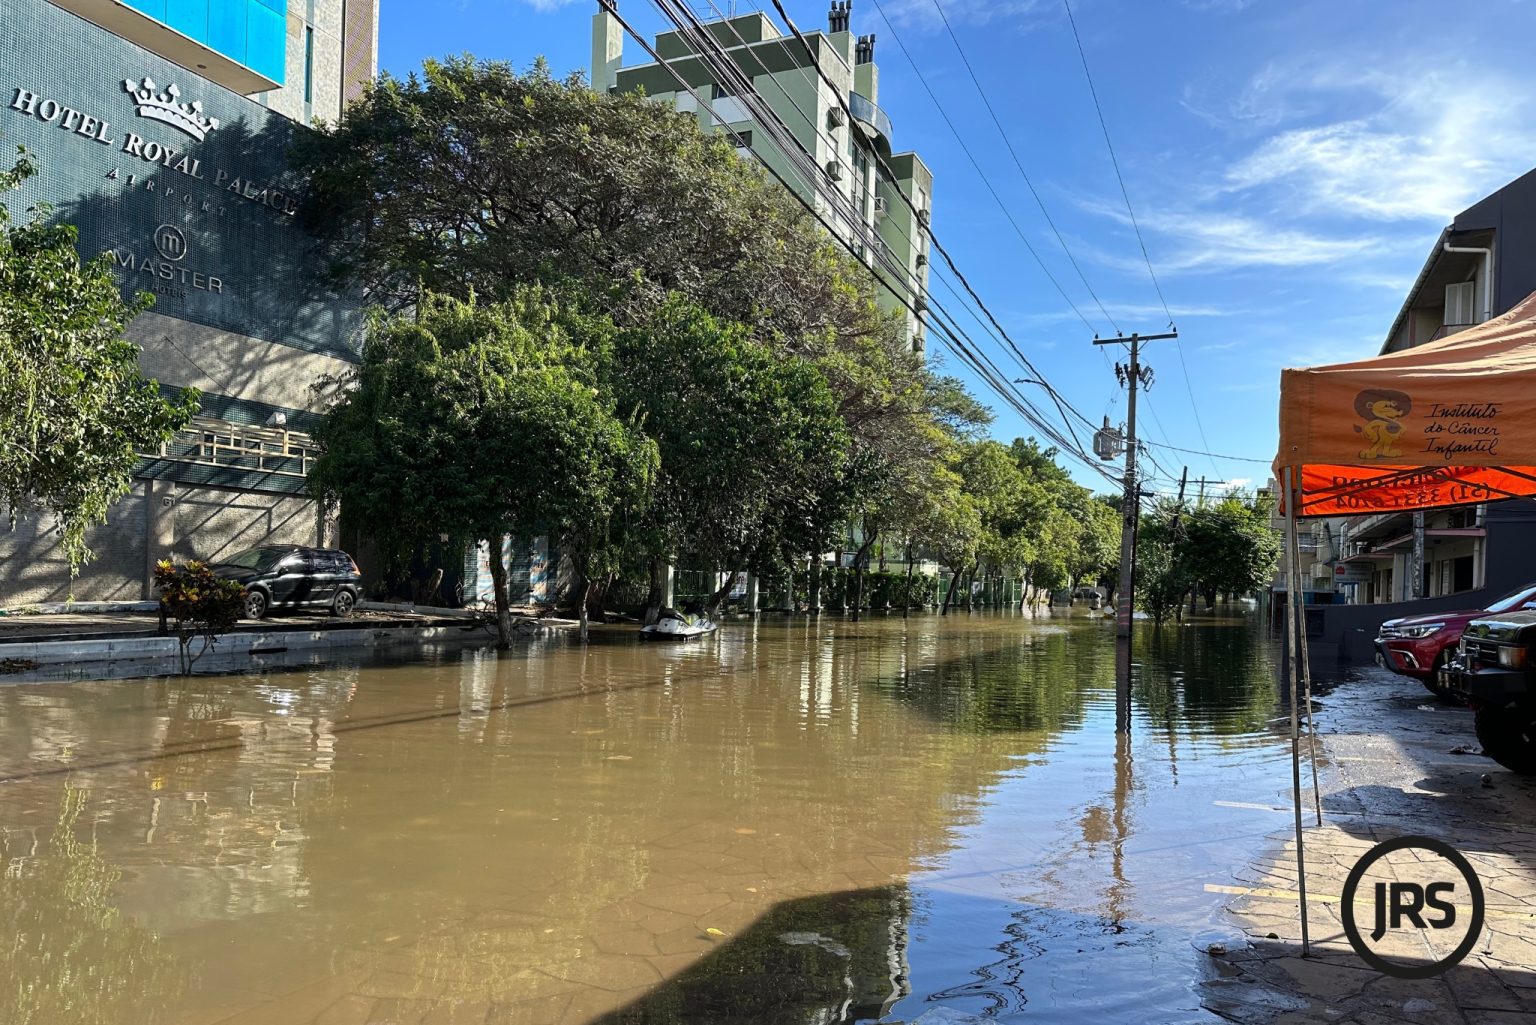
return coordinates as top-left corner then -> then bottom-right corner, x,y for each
0,611 -> 1290,1024
1,786 -> 191,1025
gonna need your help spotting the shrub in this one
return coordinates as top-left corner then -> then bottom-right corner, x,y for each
153,560 -> 245,674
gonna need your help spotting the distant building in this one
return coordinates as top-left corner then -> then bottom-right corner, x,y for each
0,0 -> 376,605
592,1 -> 933,352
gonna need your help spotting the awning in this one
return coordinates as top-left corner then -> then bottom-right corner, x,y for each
1276,292 -> 1536,517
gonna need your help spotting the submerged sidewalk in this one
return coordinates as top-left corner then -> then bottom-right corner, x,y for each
1207,667 -> 1536,1024
0,602 -> 568,678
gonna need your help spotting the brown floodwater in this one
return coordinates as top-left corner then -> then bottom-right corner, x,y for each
0,609 -> 1298,1025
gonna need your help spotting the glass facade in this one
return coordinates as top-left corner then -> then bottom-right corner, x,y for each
119,0 -> 287,84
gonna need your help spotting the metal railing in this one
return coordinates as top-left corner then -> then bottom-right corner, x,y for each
151,415 -> 318,480
849,91 -> 892,143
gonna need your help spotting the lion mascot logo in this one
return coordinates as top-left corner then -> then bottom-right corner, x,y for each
1353,388 -> 1411,460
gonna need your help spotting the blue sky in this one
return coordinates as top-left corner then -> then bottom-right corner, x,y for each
380,0 -> 1536,494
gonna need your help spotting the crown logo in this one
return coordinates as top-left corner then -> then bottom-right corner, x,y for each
122,77 -> 219,142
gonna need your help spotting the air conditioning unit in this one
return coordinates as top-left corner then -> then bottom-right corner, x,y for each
917,208 -> 931,226
915,252 -> 928,268
872,195 -> 887,216
827,107 -> 845,128
825,160 -> 844,181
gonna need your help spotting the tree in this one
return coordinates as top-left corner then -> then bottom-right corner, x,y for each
1134,506 -> 1191,624
310,288 -> 656,646
153,560 -> 246,674
294,56 -> 869,344
910,467 -> 982,616
607,298 -> 850,617
1179,494 -> 1281,608
0,151 -> 197,575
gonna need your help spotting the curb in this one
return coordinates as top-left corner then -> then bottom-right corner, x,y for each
0,617 -> 574,668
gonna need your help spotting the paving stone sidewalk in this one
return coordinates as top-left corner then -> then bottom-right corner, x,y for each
1206,666 -> 1536,1025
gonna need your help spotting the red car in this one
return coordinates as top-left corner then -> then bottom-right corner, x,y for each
1376,583 -> 1536,697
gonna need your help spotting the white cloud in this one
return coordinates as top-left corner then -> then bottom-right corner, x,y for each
1081,201 -> 1376,273
1215,65 -> 1536,221
515,0 -> 582,10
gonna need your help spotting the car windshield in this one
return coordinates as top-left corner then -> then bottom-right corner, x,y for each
1484,585 -> 1536,613
221,548 -> 289,571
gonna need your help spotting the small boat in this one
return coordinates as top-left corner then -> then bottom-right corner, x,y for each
640,606 -> 718,641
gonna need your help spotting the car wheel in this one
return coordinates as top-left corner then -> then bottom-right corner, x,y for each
1474,704 -> 1536,775
244,589 -> 269,621
331,588 -> 356,618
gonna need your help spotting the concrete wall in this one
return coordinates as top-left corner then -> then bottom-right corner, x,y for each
1,482 -> 321,607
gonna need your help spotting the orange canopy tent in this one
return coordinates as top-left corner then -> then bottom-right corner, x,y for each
1276,291 -> 1536,517
1269,292 -> 1536,957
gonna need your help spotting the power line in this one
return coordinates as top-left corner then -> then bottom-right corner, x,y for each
609,3 -> 1109,481
853,0 -> 1104,335
927,0 -> 1119,334
1061,0 -> 1219,479
762,0 -> 1102,457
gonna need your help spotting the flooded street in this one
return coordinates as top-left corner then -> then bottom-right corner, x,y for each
0,609 -> 1299,1025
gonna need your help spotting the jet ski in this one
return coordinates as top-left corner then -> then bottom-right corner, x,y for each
640,605 -> 718,641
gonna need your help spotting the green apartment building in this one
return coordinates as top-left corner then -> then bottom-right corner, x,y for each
593,1 -> 934,352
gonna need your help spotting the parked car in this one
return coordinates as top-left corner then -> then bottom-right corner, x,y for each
1375,582 -> 1536,698
1441,612 -> 1536,774
1070,586 -> 1103,609
210,545 -> 363,620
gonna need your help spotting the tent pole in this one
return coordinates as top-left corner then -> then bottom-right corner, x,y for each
1301,605 -> 1323,827
1283,465 -> 1312,956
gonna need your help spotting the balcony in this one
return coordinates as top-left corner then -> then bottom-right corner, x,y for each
848,91 -> 892,146
142,415 -> 318,488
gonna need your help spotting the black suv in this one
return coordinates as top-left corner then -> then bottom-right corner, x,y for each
1442,610 -> 1536,774
210,546 -> 363,621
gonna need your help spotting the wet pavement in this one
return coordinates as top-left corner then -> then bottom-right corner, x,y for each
1,607 -> 1524,1024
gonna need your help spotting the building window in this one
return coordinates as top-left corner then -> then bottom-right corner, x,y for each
710,82 -> 734,100
728,128 -> 752,150
304,26 -> 315,105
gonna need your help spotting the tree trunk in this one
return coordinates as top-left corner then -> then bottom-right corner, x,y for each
904,542 -> 914,618
704,570 -> 737,617
643,557 -> 667,626
808,558 -> 822,612
941,566 -> 962,615
586,572 -> 611,625
578,582 -> 590,643
486,537 -> 513,649
850,531 -> 877,624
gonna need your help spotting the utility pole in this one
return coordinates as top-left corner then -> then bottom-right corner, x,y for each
1094,330 -> 1178,642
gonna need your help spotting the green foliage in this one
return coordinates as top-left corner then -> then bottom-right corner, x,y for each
1132,491 -> 1281,621
0,786 -> 190,1024
153,560 -> 245,673
1180,494 -> 1282,605
0,151 -> 198,574
1133,516 -> 1189,624
310,288 -> 657,644
294,55 -> 867,342
608,298 -> 850,604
